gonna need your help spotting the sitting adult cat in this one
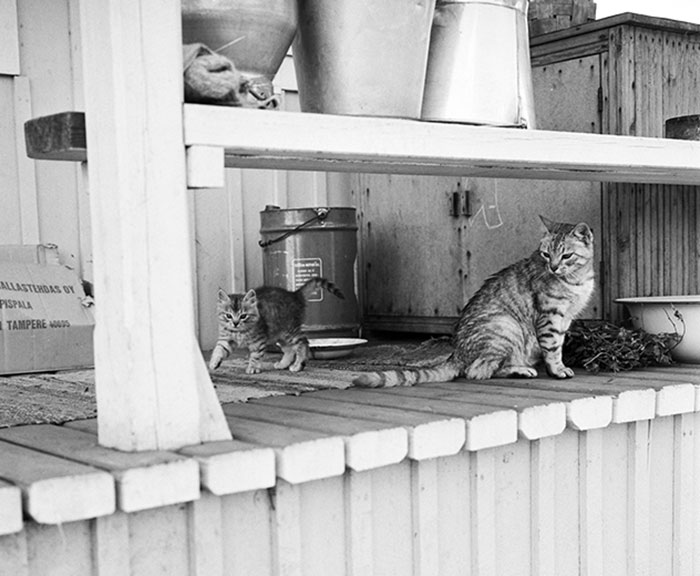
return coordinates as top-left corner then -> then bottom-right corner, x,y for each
354,215 -> 595,387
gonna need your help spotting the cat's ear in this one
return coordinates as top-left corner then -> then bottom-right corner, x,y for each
572,222 -> 593,244
243,289 -> 257,305
539,215 -> 557,233
217,288 -> 230,303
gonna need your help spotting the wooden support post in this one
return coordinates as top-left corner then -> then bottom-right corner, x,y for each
579,429 -> 604,576
411,459 -> 440,575
531,437 -> 556,576
79,0 -> 230,450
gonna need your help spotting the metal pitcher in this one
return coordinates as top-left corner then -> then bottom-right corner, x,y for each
421,0 -> 537,127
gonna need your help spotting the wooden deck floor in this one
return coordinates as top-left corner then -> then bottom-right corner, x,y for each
0,347 -> 698,534
2,357 -> 700,575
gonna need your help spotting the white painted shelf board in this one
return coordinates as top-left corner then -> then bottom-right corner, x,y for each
183,105 -> 700,185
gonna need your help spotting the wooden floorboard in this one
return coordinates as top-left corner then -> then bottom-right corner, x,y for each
0,348 -> 697,532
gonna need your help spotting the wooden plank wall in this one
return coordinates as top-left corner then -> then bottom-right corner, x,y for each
10,0 -> 88,275
4,4 -> 353,351
3,412 -> 700,576
602,25 -> 700,322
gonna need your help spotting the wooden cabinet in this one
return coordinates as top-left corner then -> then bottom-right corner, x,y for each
532,14 -> 700,322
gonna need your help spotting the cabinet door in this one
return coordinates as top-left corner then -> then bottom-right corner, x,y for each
357,54 -> 603,333
357,173 -> 466,333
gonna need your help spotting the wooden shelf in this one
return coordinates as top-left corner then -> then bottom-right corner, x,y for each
26,107 -> 700,186
183,104 -> 700,185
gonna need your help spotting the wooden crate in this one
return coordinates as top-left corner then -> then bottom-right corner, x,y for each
528,0 -> 597,37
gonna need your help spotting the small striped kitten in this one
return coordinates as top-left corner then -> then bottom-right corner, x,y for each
354,216 -> 595,387
209,277 -> 344,374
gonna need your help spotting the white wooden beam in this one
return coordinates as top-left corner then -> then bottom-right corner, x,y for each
312,388 -> 517,451
184,104 -> 700,185
79,0 -> 230,450
420,383 -> 568,439
188,494 -> 225,576
186,145 -> 224,189
0,439 -> 115,524
0,480 -> 22,536
223,416 -> 345,484
12,77 -> 40,244
2,424 -> 200,512
224,401 -> 408,472
268,393 -> 465,461
0,0 -> 20,75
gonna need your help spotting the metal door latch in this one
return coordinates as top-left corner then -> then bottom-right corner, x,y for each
448,184 -> 471,217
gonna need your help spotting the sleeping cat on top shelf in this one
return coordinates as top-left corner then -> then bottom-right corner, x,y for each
209,277 -> 344,374
353,215 -> 595,387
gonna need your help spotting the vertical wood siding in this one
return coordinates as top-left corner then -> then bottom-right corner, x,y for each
602,27 -> 700,321
4,412 -> 700,575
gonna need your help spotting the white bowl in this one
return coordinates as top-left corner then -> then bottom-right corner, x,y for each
308,338 -> 367,360
615,295 -> 700,363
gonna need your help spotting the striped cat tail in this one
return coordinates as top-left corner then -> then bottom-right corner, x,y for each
297,277 -> 345,300
353,361 -> 460,388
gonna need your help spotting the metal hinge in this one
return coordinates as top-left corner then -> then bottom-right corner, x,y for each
597,86 -> 604,113
448,181 -> 471,217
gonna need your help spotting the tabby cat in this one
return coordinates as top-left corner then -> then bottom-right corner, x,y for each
209,277 -> 344,374
354,216 -> 595,387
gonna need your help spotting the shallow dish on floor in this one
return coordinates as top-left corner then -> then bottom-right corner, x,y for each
309,338 -> 368,359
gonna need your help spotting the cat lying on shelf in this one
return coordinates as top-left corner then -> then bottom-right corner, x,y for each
209,278 -> 344,374
354,215 -> 595,387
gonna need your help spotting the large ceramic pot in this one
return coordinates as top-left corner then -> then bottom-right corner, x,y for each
181,0 -> 297,82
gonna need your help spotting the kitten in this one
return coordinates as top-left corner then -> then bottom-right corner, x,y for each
354,215 -> 595,387
209,277 -> 344,374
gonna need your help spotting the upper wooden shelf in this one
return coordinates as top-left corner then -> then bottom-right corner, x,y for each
185,105 -> 700,185
25,106 -> 700,185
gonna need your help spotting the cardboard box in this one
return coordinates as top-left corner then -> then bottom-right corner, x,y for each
0,260 -> 94,375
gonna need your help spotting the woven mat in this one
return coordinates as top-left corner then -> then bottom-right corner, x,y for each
0,371 -> 97,428
0,338 -> 453,428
